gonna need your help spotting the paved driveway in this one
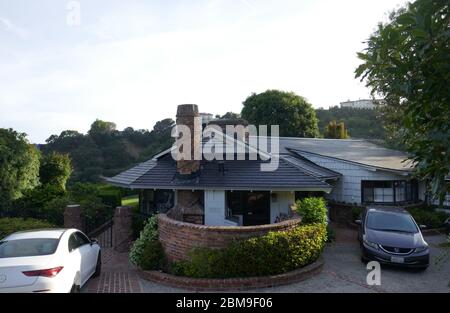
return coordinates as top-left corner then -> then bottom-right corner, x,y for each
83,227 -> 449,293
139,227 -> 450,293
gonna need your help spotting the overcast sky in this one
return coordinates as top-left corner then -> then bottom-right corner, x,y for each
0,0 -> 407,143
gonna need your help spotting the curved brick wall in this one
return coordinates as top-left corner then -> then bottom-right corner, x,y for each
158,214 -> 302,262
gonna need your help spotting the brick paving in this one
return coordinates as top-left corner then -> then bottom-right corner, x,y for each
84,248 -> 142,293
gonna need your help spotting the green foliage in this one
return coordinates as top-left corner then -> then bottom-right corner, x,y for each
0,217 -> 54,239
355,0 -> 450,205
324,120 -> 350,139
315,106 -> 385,139
9,182 -> 117,227
326,225 -> 336,243
241,90 -> 320,137
43,118 -> 174,184
216,112 -> 241,119
97,188 -> 122,209
39,152 -> 72,191
295,197 -> 328,224
352,206 -> 364,221
408,207 -> 449,229
67,182 -> 112,227
171,223 -> 327,278
131,206 -> 146,240
139,240 -> 166,270
12,184 -> 67,225
129,215 -> 159,266
0,128 -> 40,213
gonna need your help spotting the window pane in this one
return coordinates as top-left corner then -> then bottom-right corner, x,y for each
0,239 -> 58,258
396,181 -> 406,202
363,188 -> 373,202
75,232 -> 90,246
69,234 -> 80,251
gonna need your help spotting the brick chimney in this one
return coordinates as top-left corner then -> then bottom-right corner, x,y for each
176,104 -> 201,176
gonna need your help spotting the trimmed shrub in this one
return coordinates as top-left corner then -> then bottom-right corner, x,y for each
0,217 -> 54,239
129,215 -> 160,266
295,197 -> 328,224
171,223 -> 327,279
140,240 -> 165,270
408,207 -> 449,229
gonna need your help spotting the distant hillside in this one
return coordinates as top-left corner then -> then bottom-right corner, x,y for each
41,118 -> 175,184
315,106 -> 385,139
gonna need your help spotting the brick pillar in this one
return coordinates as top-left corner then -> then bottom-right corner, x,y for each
113,206 -> 133,253
64,205 -> 84,231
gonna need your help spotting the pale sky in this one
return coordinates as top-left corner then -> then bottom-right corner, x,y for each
0,0 -> 407,143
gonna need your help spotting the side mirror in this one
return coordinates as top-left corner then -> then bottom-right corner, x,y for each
354,219 -> 362,225
90,238 -> 99,245
419,225 -> 427,230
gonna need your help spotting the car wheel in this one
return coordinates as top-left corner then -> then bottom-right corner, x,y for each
93,252 -> 101,277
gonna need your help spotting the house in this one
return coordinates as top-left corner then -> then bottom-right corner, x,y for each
340,99 -> 385,109
107,104 -> 433,227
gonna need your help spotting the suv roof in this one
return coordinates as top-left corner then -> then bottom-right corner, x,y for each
366,206 -> 409,214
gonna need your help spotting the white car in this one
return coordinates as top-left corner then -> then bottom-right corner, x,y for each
0,228 -> 101,293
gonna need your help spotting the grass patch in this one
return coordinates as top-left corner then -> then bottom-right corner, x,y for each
122,195 -> 139,208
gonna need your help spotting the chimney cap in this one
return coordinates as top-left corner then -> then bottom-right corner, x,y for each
177,104 -> 199,116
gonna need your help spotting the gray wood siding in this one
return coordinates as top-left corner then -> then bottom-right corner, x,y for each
297,152 -> 417,205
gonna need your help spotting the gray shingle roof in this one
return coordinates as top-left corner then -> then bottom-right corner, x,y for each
254,137 -> 414,172
281,154 -> 341,179
107,155 -> 332,191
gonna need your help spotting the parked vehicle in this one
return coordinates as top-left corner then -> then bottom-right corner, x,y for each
0,229 -> 101,293
356,207 -> 429,270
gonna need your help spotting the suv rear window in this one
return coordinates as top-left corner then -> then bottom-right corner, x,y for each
0,238 -> 59,258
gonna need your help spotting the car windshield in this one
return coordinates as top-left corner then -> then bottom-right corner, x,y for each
0,238 -> 59,258
366,212 -> 418,233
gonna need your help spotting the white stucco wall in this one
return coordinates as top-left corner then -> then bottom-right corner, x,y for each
204,190 -> 227,226
270,191 -> 295,223
297,152 -> 418,205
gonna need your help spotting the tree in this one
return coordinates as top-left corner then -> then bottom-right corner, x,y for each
241,90 -> 319,137
217,112 -> 241,119
153,118 -> 175,135
324,120 -> 350,139
315,106 -> 385,139
0,128 -> 40,213
39,152 -> 73,191
88,119 -> 117,146
355,0 -> 449,204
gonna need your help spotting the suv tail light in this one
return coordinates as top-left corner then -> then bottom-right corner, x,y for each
23,266 -> 64,278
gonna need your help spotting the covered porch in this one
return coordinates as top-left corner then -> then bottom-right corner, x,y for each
137,188 -> 328,227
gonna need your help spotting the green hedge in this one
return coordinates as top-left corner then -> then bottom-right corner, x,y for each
408,207 -> 449,229
0,217 -> 54,239
295,197 -> 328,224
129,215 -> 161,267
171,223 -> 327,279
